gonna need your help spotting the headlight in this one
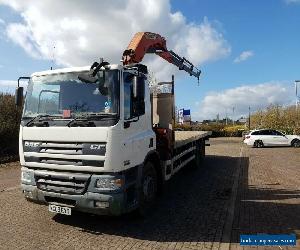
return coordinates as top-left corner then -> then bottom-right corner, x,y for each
95,177 -> 124,190
21,171 -> 32,183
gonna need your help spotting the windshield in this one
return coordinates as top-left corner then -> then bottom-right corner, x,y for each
23,70 -> 120,119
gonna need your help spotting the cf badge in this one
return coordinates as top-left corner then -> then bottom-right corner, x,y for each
24,141 -> 40,147
90,144 -> 103,150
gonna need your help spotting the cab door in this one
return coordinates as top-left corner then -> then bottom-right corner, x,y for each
122,72 -> 151,167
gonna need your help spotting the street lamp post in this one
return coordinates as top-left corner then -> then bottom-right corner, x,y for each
295,80 -> 300,110
295,80 -> 300,131
248,106 -> 251,130
225,108 -> 228,125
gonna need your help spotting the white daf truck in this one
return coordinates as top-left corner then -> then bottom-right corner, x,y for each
16,32 -> 211,216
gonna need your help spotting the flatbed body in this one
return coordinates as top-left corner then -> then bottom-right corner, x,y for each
174,131 -> 211,148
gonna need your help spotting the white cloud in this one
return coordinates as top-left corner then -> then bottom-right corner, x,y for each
234,50 -> 254,63
0,0 -> 230,80
0,18 -> 6,39
194,81 -> 294,120
6,23 -> 42,58
0,79 -> 28,94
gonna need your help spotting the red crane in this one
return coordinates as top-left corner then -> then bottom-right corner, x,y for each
122,32 -> 201,81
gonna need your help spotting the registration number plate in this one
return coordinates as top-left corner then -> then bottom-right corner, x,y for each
49,204 -> 71,215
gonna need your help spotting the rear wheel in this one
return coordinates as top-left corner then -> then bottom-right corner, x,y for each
137,162 -> 158,217
191,140 -> 205,169
292,139 -> 300,148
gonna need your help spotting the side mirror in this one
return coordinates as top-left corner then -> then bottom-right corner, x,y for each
15,87 -> 24,107
78,59 -> 109,84
133,76 -> 138,99
16,76 -> 30,107
132,76 -> 144,100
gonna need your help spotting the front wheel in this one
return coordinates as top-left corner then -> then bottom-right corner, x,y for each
254,140 -> 264,148
292,139 -> 300,148
137,162 -> 158,217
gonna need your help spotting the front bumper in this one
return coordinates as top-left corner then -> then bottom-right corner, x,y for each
22,184 -> 131,216
21,167 -> 140,216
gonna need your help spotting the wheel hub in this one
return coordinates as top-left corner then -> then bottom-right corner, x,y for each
294,141 -> 300,147
143,176 -> 155,201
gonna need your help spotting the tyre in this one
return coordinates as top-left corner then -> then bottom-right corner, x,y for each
137,161 -> 158,217
199,141 -> 205,165
254,140 -> 264,148
291,139 -> 300,148
191,141 -> 204,169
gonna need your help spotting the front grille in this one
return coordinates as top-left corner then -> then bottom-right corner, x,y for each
35,170 -> 90,195
24,141 -> 105,167
40,142 -> 83,155
40,158 -> 82,166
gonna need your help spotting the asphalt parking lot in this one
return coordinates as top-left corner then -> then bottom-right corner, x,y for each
0,138 -> 299,250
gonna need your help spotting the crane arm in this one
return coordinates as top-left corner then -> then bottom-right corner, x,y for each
122,32 -> 201,81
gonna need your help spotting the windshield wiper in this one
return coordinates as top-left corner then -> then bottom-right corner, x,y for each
25,115 -> 61,127
66,113 -> 117,127
66,118 -> 96,127
66,114 -> 97,127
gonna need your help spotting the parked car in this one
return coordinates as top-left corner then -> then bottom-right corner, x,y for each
243,129 -> 300,148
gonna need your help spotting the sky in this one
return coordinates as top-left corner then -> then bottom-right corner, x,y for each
0,0 -> 300,121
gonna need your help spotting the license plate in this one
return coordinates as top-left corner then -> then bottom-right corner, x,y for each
49,204 -> 71,215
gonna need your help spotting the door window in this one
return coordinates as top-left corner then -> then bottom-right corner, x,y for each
272,130 -> 283,136
123,72 -> 145,120
261,130 -> 272,135
124,78 -> 132,120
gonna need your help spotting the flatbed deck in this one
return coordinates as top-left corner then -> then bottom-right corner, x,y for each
174,131 -> 211,148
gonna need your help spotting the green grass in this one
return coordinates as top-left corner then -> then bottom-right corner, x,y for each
0,93 -> 22,157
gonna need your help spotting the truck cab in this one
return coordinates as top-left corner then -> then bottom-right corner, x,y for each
20,63 -> 160,215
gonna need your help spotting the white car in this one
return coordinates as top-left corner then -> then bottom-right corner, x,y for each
243,129 -> 300,148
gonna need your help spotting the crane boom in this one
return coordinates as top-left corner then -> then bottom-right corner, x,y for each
122,32 -> 201,81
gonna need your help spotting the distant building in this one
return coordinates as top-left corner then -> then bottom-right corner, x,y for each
178,108 -> 191,124
237,117 -> 247,124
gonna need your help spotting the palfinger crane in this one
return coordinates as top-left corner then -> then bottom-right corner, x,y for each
83,32 -> 201,84
122,32 -> 201,82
